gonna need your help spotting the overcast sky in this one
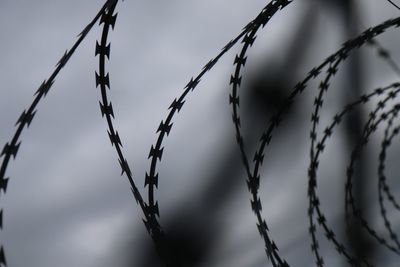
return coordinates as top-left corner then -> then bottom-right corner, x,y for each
1,1 -> 400,267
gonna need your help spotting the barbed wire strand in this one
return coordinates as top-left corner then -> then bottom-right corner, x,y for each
245,17 -> 400,266
0,1 -> 119,265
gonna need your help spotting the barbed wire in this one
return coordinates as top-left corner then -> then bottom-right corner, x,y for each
0,1 -> 119,265
344,89 -> 400,255
236,14 -> 400,267
2,0 -> 400,266
93,1 -> 177,265
377,110 -> 400,247
223,2 -> 400,263
304,19 -> 400,266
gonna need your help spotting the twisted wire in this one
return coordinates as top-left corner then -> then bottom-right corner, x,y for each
242,16 -> 400,266
377,111 -> 400,245
305,21 -> 400,266
229,4 -> 400,267
378,117 -> 400,211
0,1 -> 118,265
2,1 -> 400,266
344,87 -> 400,255
143,3 -> 292,266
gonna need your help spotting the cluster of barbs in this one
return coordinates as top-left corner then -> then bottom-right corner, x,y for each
1,0 -> 400,266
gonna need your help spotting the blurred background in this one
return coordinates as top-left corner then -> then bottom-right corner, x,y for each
1,0 -> 400,266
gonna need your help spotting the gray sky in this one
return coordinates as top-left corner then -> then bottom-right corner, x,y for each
1,1 -> 400,267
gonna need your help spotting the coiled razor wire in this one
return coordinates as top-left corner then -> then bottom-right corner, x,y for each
0,0 -> 119,265
2,0 -> 400,266
228,4 -> 400,267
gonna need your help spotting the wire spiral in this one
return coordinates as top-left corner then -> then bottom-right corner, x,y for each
1,0 -> 400,266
